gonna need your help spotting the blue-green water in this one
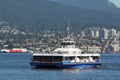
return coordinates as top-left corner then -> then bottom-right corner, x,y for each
0,53 -> 120,80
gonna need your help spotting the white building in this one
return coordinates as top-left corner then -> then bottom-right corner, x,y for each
80,45 -> 101,53
81,31 -> 86,38
91,30 -> 95,38
109,29 -> 117,37
95,30 -> 99,38
103,28 -> 109,39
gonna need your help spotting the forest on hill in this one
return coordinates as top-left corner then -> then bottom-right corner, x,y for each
0,0 -> 120,33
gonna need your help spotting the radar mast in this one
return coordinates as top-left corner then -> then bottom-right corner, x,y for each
67,21 -> 70,39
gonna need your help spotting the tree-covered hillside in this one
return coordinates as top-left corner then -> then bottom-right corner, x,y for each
54,0 -> 120,13
0,0 -> 120,33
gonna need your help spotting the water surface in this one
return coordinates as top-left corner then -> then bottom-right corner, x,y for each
0,53 -> 120,80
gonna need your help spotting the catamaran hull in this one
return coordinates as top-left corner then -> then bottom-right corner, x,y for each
30,62 -> 101,69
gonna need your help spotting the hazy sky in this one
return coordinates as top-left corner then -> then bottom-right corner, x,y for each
109,0 -> 120,7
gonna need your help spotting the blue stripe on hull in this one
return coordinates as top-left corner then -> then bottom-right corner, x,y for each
30,62 -> 101,69
57,64 -> 96,69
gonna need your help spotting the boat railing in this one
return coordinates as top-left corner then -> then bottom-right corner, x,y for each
53,51 -> 69,54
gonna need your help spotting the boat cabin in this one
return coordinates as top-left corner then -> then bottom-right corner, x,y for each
61,41 -> 75,48
32,54 -> 100,63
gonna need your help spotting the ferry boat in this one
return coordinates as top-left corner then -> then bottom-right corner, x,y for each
30,23 -> 101,69
30,39 -> 101,69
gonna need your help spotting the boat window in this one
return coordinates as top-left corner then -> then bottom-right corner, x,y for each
51,56 -> 63,62
54,51 -> 69,54
63,57 -> 70,61
33,56 -> 63,62
69,57 -> 75,60
93,56 -> 99,59
61,42 -> 74,45
78,56 -> 89,59
33,56 -> 52,62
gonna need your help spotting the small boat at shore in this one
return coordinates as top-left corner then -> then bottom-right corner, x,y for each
0,48 -> 32,53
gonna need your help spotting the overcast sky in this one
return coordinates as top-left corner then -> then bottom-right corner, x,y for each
109,0 -> 120,7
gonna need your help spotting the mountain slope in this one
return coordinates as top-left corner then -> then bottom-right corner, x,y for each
54,0 -> 120,13
0,0 -> 120,33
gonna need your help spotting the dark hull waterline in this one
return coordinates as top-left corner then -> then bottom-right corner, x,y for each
30,62 -> 101,69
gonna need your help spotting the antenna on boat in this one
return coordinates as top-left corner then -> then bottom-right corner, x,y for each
67,21 -> 70,39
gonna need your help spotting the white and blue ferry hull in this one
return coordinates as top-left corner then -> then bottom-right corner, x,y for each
30,61 -> 101,69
